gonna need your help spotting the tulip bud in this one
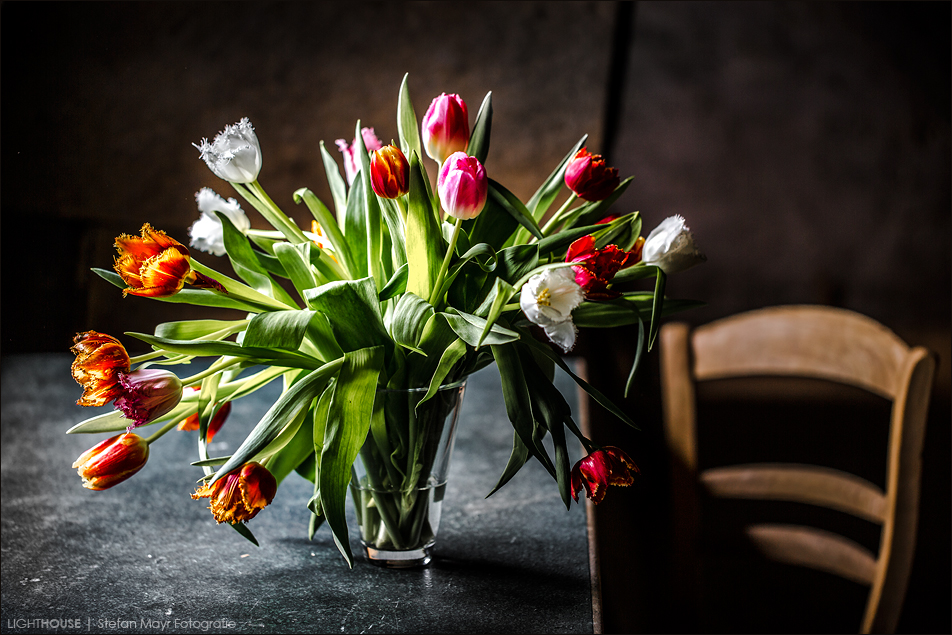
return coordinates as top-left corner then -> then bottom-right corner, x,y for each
564,148 -> 620,201
369,145 -> 410,199
437,152 -> 487,220
422,93 -> 470,164
194,117 -> 262,184
72,433 -> 150,490
113,369 -> 183,429
641,215 -> 706,274
192,462 -> 277,524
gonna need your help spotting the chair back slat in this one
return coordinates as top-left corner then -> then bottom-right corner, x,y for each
700,464 -> 887,523
745,524 -> 877,585
692,305 -> 910,399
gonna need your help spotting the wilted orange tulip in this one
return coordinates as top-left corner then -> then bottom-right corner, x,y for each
570,446 -> 639,504
72,432 -> 150,490
192,462 -> 277,524
70,331 -> 131,407
114,223 -> 221,297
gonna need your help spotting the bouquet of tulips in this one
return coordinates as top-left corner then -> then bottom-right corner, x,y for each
67,75 -> 705,566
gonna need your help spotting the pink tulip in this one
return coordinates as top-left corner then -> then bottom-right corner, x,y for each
437,152 -> 487,220
422,93 -> 470,164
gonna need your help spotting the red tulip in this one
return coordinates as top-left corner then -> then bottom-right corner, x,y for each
570,446 -> 639,504
565,235 -> 639,300
72,433 -> 149,491
564,148 -> 620,201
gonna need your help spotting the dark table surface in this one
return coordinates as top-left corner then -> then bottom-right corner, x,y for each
1,354 -> 594,634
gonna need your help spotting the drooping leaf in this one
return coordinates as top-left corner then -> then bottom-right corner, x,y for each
92,268 -> 265,313
209,357 -> 344,484
443,310 -> 519,348
319,346 -> 385,567
491,342 -> 556,477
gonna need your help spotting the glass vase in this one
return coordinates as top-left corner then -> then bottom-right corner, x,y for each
349,379 -> 467,568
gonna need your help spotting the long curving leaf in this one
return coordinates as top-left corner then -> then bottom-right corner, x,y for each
397,73 -> 422,162
378,263 -> 408,302
518,328 -> 639,430
488,179 -> 543,239
92,268 -> 264,313
273,242 -> 317,299
404,150 -> 443,300
468,91 -> 492,165
443,310 -> 519,348
127,332 -> 324,370
154,319 -> 247,340
355,120 -> 385,291
319,346 -> 385,567
318,141 -> 348,223
293,187 -> 355,278
527,135 -> 587,219
491,342 -> 556,478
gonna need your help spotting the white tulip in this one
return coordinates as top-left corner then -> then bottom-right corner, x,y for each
194,117 -> 262,183
641,215 -> 706,274
188,188 -> 251,256
520,267 -> 584,352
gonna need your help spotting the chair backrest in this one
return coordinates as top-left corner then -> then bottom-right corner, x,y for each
659,305 -> 936,633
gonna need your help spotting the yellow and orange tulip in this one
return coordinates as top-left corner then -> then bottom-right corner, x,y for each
70,331 -> 131,407
114,223 -> 220,297
192,462 -> 277,524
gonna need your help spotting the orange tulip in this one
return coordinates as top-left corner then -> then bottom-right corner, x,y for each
72,433 -> 149,490
70,331 -> 131,407
114,223 -> 221,297
178,387 -> 231,443
192,463 -> 277,524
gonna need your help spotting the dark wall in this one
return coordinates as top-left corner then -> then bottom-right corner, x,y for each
2,1 -> 949,633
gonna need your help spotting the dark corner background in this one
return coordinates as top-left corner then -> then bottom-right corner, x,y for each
1,2 -> 948,633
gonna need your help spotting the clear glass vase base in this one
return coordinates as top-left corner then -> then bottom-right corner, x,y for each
362,543 -> 435,568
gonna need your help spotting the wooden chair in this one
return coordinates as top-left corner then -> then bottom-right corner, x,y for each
659,305 -> 936,633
